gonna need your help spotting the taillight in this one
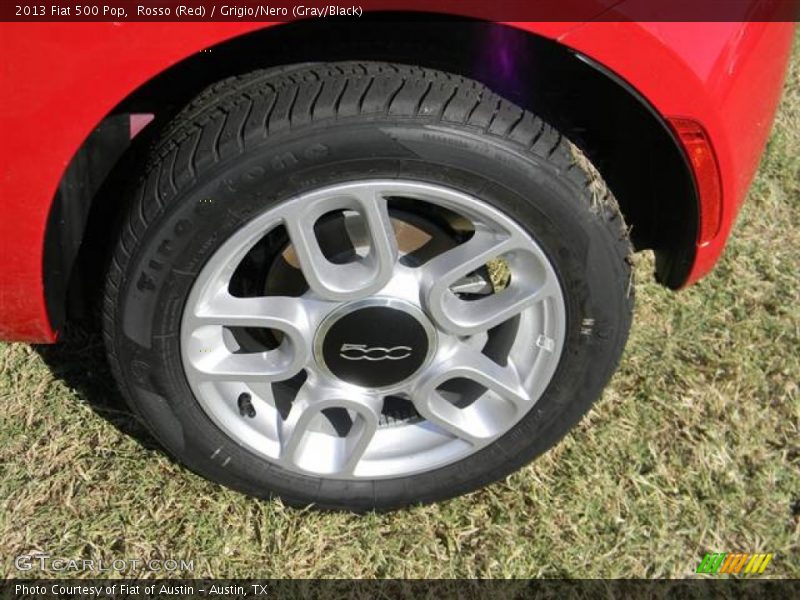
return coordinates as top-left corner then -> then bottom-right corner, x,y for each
668,118 -> 723,245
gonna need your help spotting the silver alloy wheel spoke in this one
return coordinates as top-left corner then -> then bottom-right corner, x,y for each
279,380 -> 382,476
183,291 -> 312,382
284,185 -> 398,300
192,292 -> 309,329
412,343 -> 530,444
422,228 -> 560,336
181,180 -> 567,480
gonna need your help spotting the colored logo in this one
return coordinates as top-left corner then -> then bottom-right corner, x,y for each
696,553 -> 774,575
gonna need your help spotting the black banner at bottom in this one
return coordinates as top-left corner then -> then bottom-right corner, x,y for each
2,579 -> 799,600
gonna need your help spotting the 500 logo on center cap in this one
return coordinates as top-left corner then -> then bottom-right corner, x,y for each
340,343 -> 412,361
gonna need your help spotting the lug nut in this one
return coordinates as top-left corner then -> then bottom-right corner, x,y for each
237,392 -> 256,418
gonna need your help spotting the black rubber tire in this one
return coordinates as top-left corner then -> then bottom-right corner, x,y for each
103,62 -> 634,511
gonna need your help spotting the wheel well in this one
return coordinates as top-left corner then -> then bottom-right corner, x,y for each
50,16 -> 697,329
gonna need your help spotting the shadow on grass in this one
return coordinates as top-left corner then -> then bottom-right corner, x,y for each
33,323 -> 163,453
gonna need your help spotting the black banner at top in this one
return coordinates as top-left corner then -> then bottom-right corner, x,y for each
2,0 -> 800,22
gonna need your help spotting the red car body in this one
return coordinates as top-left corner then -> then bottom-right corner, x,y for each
0,16 -> 795,343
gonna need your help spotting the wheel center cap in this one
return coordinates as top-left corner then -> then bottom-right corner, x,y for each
315,298 -> 436,389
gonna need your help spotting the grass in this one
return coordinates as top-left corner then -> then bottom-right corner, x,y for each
1,36 -> 798,580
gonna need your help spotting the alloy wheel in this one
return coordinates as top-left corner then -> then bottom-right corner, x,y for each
180,180 -> 567,479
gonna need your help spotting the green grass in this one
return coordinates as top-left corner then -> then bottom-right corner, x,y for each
1,37 -> 798,580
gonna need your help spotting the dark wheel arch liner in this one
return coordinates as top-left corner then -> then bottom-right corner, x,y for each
43,16 -> 698,334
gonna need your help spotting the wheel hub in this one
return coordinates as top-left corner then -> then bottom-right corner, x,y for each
315,298 -> 437,390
